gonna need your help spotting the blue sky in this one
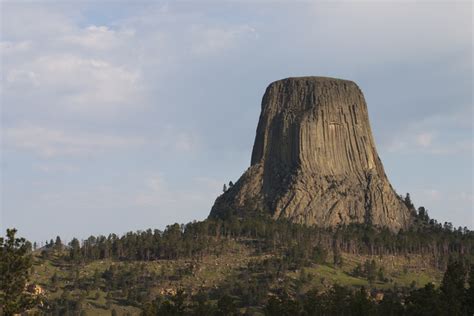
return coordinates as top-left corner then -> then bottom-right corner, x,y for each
1,1 -> 472,243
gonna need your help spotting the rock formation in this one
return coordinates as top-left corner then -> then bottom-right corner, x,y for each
210,76 -> 412,231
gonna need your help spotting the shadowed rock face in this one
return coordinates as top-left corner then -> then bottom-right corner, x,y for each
210,77 -> 412,231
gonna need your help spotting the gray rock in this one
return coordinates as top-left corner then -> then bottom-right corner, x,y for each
210,76 -> 412,231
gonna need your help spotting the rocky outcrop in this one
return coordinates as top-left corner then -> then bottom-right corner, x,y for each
210,76 -> 412,231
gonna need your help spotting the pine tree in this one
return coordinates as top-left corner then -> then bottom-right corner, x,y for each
440,260 -> 466,315
69,238 -> 81,262
216,295 -> 237,316
51,272 -> 59,288
466,264 -> 474,315
405,282 -> 442,315
54,236 -> 62,251
0,229 -> 36,315
364,259 -> 377,284
404,193 -> 414,209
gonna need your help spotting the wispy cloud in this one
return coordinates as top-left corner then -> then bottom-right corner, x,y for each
415,132 -> 434,148
3,126 -> 145,157
135,175 -> 221,208
34,163 -> 80,173
386,131 -> 472,156
0,41 -> 32,55
62,25 -> 134,51
191,24 -> 258,56
4,54 -> 143,115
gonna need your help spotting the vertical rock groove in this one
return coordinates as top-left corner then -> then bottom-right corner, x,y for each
210,76 -> 412,232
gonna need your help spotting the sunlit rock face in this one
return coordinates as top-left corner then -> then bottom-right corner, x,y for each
210,77 -> 412,232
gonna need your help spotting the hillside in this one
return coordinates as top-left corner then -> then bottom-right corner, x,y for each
30,246 -> 444,315
14,211 -> 473,315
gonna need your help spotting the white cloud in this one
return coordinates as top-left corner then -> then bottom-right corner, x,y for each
135,175 -> 221,208
386,140 -> 407,153
2,123 -> 203,159
457,192 -> 473,203
5,69 -> 40,87
191,24 -> 258,56
416,132 -> 434,148
173,133 -> 199,153
1,4 -> 77,41
34,163 -> 79,173
4,54 -> 143,114
0,41 -> 32,55
153,126 -> 201,154
62,25 -> 135,51
382,104 -> 472,156
136,175 -> 175,207
428,140 -> 473,155
385,129 -> 471,155
307,2 -> 471,64
413,188 -> 473,228
3,126 -> 145,157
422,189 -> 441,201
147,176 -> 167,194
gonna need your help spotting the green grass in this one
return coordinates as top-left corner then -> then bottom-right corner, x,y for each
30,248 -> 443,315
286,253 -> 443,292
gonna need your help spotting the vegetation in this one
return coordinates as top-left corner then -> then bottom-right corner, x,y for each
2,196 -> 474,315
0,228 -> 36,315
63,205 -> 473,269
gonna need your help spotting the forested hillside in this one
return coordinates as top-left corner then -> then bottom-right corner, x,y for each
2,203 -> 474,315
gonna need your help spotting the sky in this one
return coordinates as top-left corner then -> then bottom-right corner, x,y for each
1,1 -> 472,243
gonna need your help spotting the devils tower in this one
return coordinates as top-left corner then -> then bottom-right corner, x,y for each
210,77 -> 413,232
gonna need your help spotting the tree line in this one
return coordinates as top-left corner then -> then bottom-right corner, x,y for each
62,207 -> 473,270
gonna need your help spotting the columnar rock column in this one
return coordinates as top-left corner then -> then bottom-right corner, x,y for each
210,77 -> 412,232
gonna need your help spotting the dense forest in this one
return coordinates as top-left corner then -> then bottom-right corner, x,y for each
2,197 -> 474,315
56,201 -> 473,269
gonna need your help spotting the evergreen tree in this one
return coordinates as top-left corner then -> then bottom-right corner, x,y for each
51,272 -> 59,289
216,295 -> 237,316
364,259 -> 377,284
69,238 -> 81,262
405,283 -> 442,316
377,291 -> 404,316
350,287 -> 376,316
333,247 -> 343,267
191,290 -> 215,316
417,207 -> 429,223
0,228 -> 36,315
377,267 -> 385,282
404,193 -> 414,209
440,260 -> 467,315
54,236 -> 62,251
466,264 -> 474,315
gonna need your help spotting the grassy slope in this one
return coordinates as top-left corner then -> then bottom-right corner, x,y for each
30,247 -> 443,316
287,253 -> 441,292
